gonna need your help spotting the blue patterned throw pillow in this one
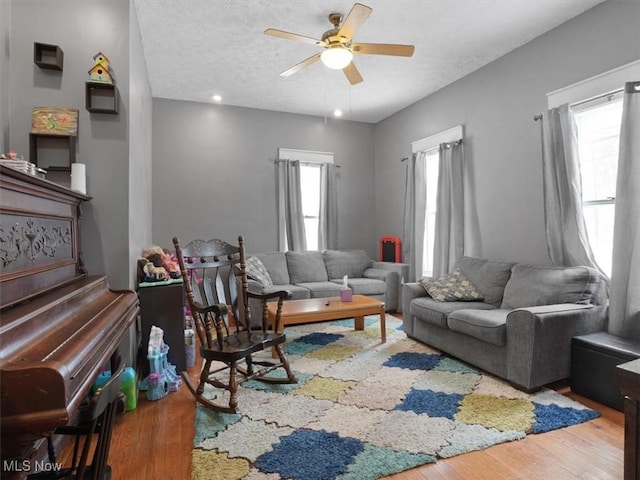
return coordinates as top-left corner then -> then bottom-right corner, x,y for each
245,256 -> 273,288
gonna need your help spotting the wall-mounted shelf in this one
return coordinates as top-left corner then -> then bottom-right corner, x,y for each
85,82 -> 119,114
34,42 -> 64,71
29,133 -> 76,185
29,133 -> 76,188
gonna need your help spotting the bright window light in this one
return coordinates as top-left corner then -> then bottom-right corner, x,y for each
573,94 -> 623,276
300,164 -> 321,251
422,149 -> 439,278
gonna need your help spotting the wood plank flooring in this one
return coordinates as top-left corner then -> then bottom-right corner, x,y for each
71,327 -> 625,479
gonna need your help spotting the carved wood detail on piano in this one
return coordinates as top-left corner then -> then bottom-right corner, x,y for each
0,215 -> 73,269
0,166 -> 90,310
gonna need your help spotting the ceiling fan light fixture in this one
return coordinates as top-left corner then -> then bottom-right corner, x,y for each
321,46 -> 353,70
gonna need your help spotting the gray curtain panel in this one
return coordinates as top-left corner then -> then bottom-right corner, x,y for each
608,81 -> 640,338
432,141 -> 464,278
402,151 -> 427,282
318,162 -> 338,250
277,160 -> 307,252
541,104 -> 602,272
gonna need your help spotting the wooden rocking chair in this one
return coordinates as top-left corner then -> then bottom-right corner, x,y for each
172,236 -> 297,413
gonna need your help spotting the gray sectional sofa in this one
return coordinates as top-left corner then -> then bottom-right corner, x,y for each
247,249 -> 408,312
402,256 -> 609,391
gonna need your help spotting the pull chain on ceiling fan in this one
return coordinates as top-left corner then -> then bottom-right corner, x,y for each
264,3 -> 415,85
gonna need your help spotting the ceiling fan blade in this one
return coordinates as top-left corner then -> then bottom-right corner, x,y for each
280,53 -> 322,77
351,43 -> 415,57
337,3 -> 372,42
264,28 -> 326,47
343,62 -> 363,85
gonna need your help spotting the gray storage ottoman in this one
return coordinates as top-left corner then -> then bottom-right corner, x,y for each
571,332 -> 640,411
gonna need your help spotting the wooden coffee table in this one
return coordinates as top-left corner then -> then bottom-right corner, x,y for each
267,294 -> 386,343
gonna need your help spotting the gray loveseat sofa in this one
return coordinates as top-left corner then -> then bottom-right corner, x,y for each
402,256 -> 608,391
247,249 -> 407,312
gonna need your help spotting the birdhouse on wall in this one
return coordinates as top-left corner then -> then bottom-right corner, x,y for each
88,51 -> 114,84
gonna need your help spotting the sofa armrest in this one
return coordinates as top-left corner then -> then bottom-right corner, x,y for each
363,267 -> 399,311
401,282 -> 429,323
506,303 -> 608,391
371,262 -> 409,312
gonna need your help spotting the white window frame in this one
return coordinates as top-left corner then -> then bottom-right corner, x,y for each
547,59 -> 640,108
411,125 -> 463,154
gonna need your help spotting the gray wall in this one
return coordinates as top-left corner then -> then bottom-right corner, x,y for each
152,99 -> 376,257
128,1 -> 153,285
8,0 -> 151,290
0,0 -> 9,152
374,0 -> 640,270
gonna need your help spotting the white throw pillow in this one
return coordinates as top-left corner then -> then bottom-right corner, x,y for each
245,256 -> 273,288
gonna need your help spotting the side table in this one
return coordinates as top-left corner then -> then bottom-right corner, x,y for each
617,358 -> 640,480
138,279 -> 186,376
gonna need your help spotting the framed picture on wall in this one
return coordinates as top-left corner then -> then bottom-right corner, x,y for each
31,107 -> 79,136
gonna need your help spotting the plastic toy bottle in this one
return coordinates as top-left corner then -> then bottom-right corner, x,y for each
185,328 -> 195,368
121,367 -> 137,411
92,370 -> 111,394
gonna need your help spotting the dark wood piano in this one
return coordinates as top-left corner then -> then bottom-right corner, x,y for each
0,166 -> 139,476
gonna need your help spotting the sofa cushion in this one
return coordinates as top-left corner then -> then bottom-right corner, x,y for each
330,278 -> 386,296
501,264 -> 601,310
410,297 -> 496,329
264,284 -> 310,300
245,256 -> 273,288
454,256 -> 515,307
296,281 -> 342,298
254,252 -> 290,285
420,268 -> 483,302
447,309 -> 510,346
323,250 -> 372,279
286,251 -> 328,283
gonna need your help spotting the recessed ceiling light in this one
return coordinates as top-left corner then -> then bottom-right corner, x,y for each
212,94 -> 222,102
333,109 -> 343,117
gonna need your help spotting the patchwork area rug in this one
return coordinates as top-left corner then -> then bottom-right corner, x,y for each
191,316 -> 600,480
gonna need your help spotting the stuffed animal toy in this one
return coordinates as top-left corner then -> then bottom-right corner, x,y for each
142,261 -> 168,282
142,246 -> 181,279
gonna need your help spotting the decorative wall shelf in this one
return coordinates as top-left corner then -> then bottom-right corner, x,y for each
34,42 -> 64,71
29,133 -> 76,186
85,82 -> 119,114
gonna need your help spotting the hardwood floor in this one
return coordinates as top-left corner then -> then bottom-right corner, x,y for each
74,339 -> 625,479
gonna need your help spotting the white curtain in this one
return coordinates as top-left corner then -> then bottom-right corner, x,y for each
608,81 -> 640,338
432,141 -> 465,278
318,163 -> 338,250
402,152 -> 427,282
541,104 -> 602,271
276,160 -> 306,251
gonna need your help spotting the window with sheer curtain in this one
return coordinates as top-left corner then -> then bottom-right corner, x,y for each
404,125 -> 463,281
278,148 -> 334,251
572,94 -> 623,276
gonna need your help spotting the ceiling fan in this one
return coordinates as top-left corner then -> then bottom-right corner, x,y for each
264,3 -> 415,85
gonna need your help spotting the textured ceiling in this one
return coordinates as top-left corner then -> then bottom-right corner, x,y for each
134,0 -> 606,123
